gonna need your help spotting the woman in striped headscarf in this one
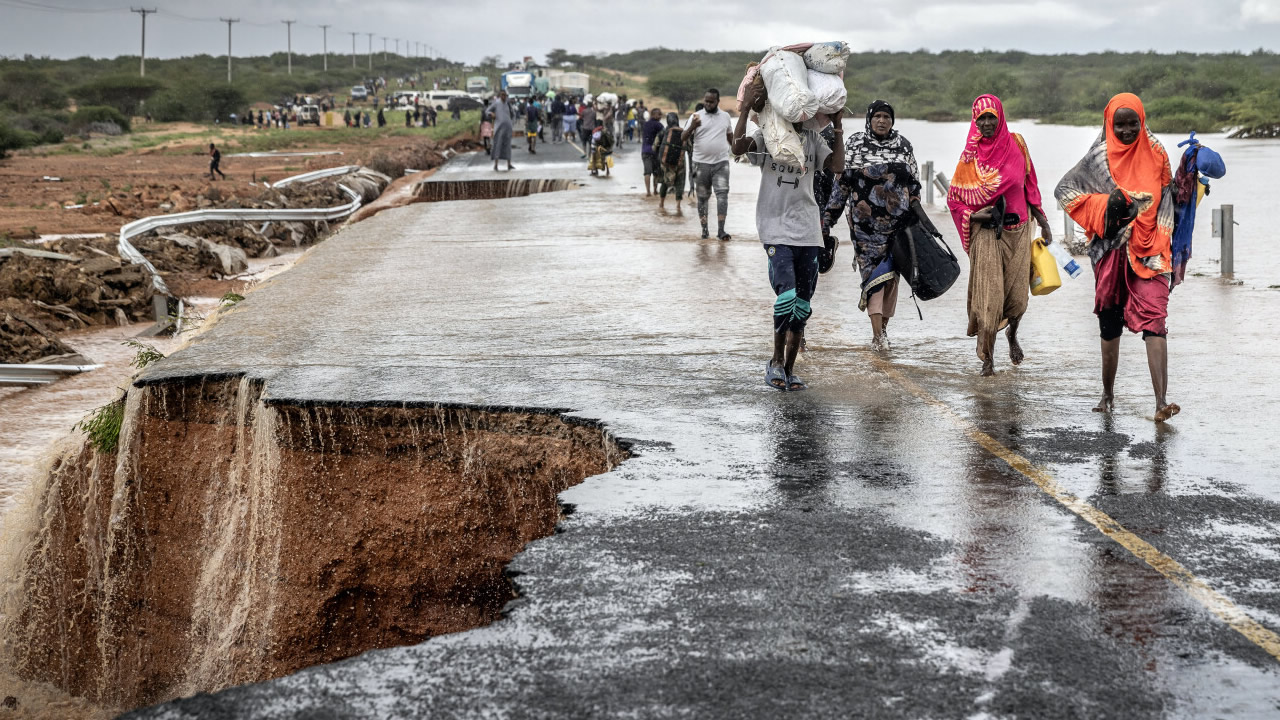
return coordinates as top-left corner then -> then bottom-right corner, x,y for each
947,94 -> 1053,376
1055,93 -> 1179,422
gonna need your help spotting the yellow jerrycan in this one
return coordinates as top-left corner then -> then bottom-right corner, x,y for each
1030,238 -> 1062,296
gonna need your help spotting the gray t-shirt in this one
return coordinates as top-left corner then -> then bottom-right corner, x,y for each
750,128 -> 832,247
690,109 -> 733,164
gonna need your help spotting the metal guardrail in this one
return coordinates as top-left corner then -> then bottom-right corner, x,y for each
226,150 -> 345,159
116,166 -> 365,295
0,363 -> 101,386
3,168 -> 368,386
267,164 -> 360,188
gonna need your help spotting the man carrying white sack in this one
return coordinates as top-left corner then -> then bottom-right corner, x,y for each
732,78 -> 843,391
685,89 -> 735,241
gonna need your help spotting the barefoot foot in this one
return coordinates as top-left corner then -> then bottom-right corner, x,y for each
1154,403 -> 1180,422
980,360 -> 995,377
1093,396 -> 1114,413
1009,336 -> 1024,365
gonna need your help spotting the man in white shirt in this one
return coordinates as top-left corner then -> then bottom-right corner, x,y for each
684,89 -> 735,240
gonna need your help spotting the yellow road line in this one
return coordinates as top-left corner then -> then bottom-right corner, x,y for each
874,358 -> 1280,662
567,139 -> 584,155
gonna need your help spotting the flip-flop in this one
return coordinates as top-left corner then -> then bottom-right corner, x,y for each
765,361 -> 788,391
786,374 -> 808,391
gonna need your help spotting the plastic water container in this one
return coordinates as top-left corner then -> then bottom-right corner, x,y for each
1030,239 -> 1062,296
1045,240 -> 1082,279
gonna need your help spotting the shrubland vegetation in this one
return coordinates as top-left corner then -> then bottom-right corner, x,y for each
551,47 -> 1280,134
0,52 -> 465,156
4,46 -> 1279,158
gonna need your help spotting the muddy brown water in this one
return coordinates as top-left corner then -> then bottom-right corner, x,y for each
0,377 -> 625,715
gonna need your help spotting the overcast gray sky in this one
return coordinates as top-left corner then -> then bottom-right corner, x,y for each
2,0 -> 1279,65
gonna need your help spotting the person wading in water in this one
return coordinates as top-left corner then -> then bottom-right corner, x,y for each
686,89 -> 735,241
732,77 -> 843,390
487,90 -> 515,172
825,100 -> 922,352
1055,93 -> 1180,422
947,95 -> 1053,376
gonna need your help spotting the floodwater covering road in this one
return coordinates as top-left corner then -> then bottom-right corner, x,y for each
118,135 -> 1280,718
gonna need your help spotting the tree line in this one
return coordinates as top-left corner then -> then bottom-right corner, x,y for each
549,47 -> 1280,136
0,53 -> 463,156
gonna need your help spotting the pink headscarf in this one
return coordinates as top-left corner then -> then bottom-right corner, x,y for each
947,95 -> 1042,251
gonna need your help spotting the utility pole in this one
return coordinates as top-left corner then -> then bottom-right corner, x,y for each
382,36 -> 387,64
366,32 -> 373,71
394,38 -> 399,57
319,24 -> 330,71
131,8 -> 156,77
349,31 -> 358,68
282,20 -> 295,75
220,18 -> 239,84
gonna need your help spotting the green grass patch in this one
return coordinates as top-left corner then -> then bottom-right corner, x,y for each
123,339 -> 165,369
75,396 -> 126,454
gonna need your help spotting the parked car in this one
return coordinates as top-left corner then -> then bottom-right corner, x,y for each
447,96 -> 485,113
297,105 -> 322,126
350,85 -> 369,101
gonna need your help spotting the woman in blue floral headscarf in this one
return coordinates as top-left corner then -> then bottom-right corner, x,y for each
824,100 -> 922,351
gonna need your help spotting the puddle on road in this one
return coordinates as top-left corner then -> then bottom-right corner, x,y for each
0,376 -> 626,717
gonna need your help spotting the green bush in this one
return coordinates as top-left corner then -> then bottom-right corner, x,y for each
148,86 -> 199,122
0,121 -> 38,157
7,110 -> 69,145
71,74 -> 163,116
148,85 -> 245,123
0,67 -> 66,113
69,105 -> 131,133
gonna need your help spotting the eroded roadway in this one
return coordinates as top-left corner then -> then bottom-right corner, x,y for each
130,136 -> 1280,719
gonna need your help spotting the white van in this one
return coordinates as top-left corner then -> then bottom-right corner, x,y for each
350,85 -> 369,101
424,90 -> 466,110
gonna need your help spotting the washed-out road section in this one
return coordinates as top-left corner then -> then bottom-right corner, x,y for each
129,138 -> 1280,718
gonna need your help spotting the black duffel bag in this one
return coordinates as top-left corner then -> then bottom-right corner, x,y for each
891,199 -> 960,303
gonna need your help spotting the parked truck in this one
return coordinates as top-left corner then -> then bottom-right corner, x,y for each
466,76 -> 491,95
501,71 -> 534,99
551,72 -> 590,97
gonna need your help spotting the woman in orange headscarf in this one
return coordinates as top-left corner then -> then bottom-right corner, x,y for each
947,95 -> 1054,376
1055,93 -> 1179,422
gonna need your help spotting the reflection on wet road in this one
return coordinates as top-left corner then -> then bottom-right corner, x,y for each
129,139 -> 1280,719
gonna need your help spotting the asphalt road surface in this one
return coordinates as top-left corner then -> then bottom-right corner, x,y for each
129,134 -> 1280,719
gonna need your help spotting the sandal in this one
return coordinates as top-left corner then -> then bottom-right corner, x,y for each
786,374 -> 808,391
765,361 -> 788,391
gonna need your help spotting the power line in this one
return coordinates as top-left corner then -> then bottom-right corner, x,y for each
0,0 -> 126,14
131,7 -> 156,77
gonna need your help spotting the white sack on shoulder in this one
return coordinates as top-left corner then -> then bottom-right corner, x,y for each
807,70 -> 847,115
759,49 -> 818,123
760,100 -> 807,174
803,41 -> 851,74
